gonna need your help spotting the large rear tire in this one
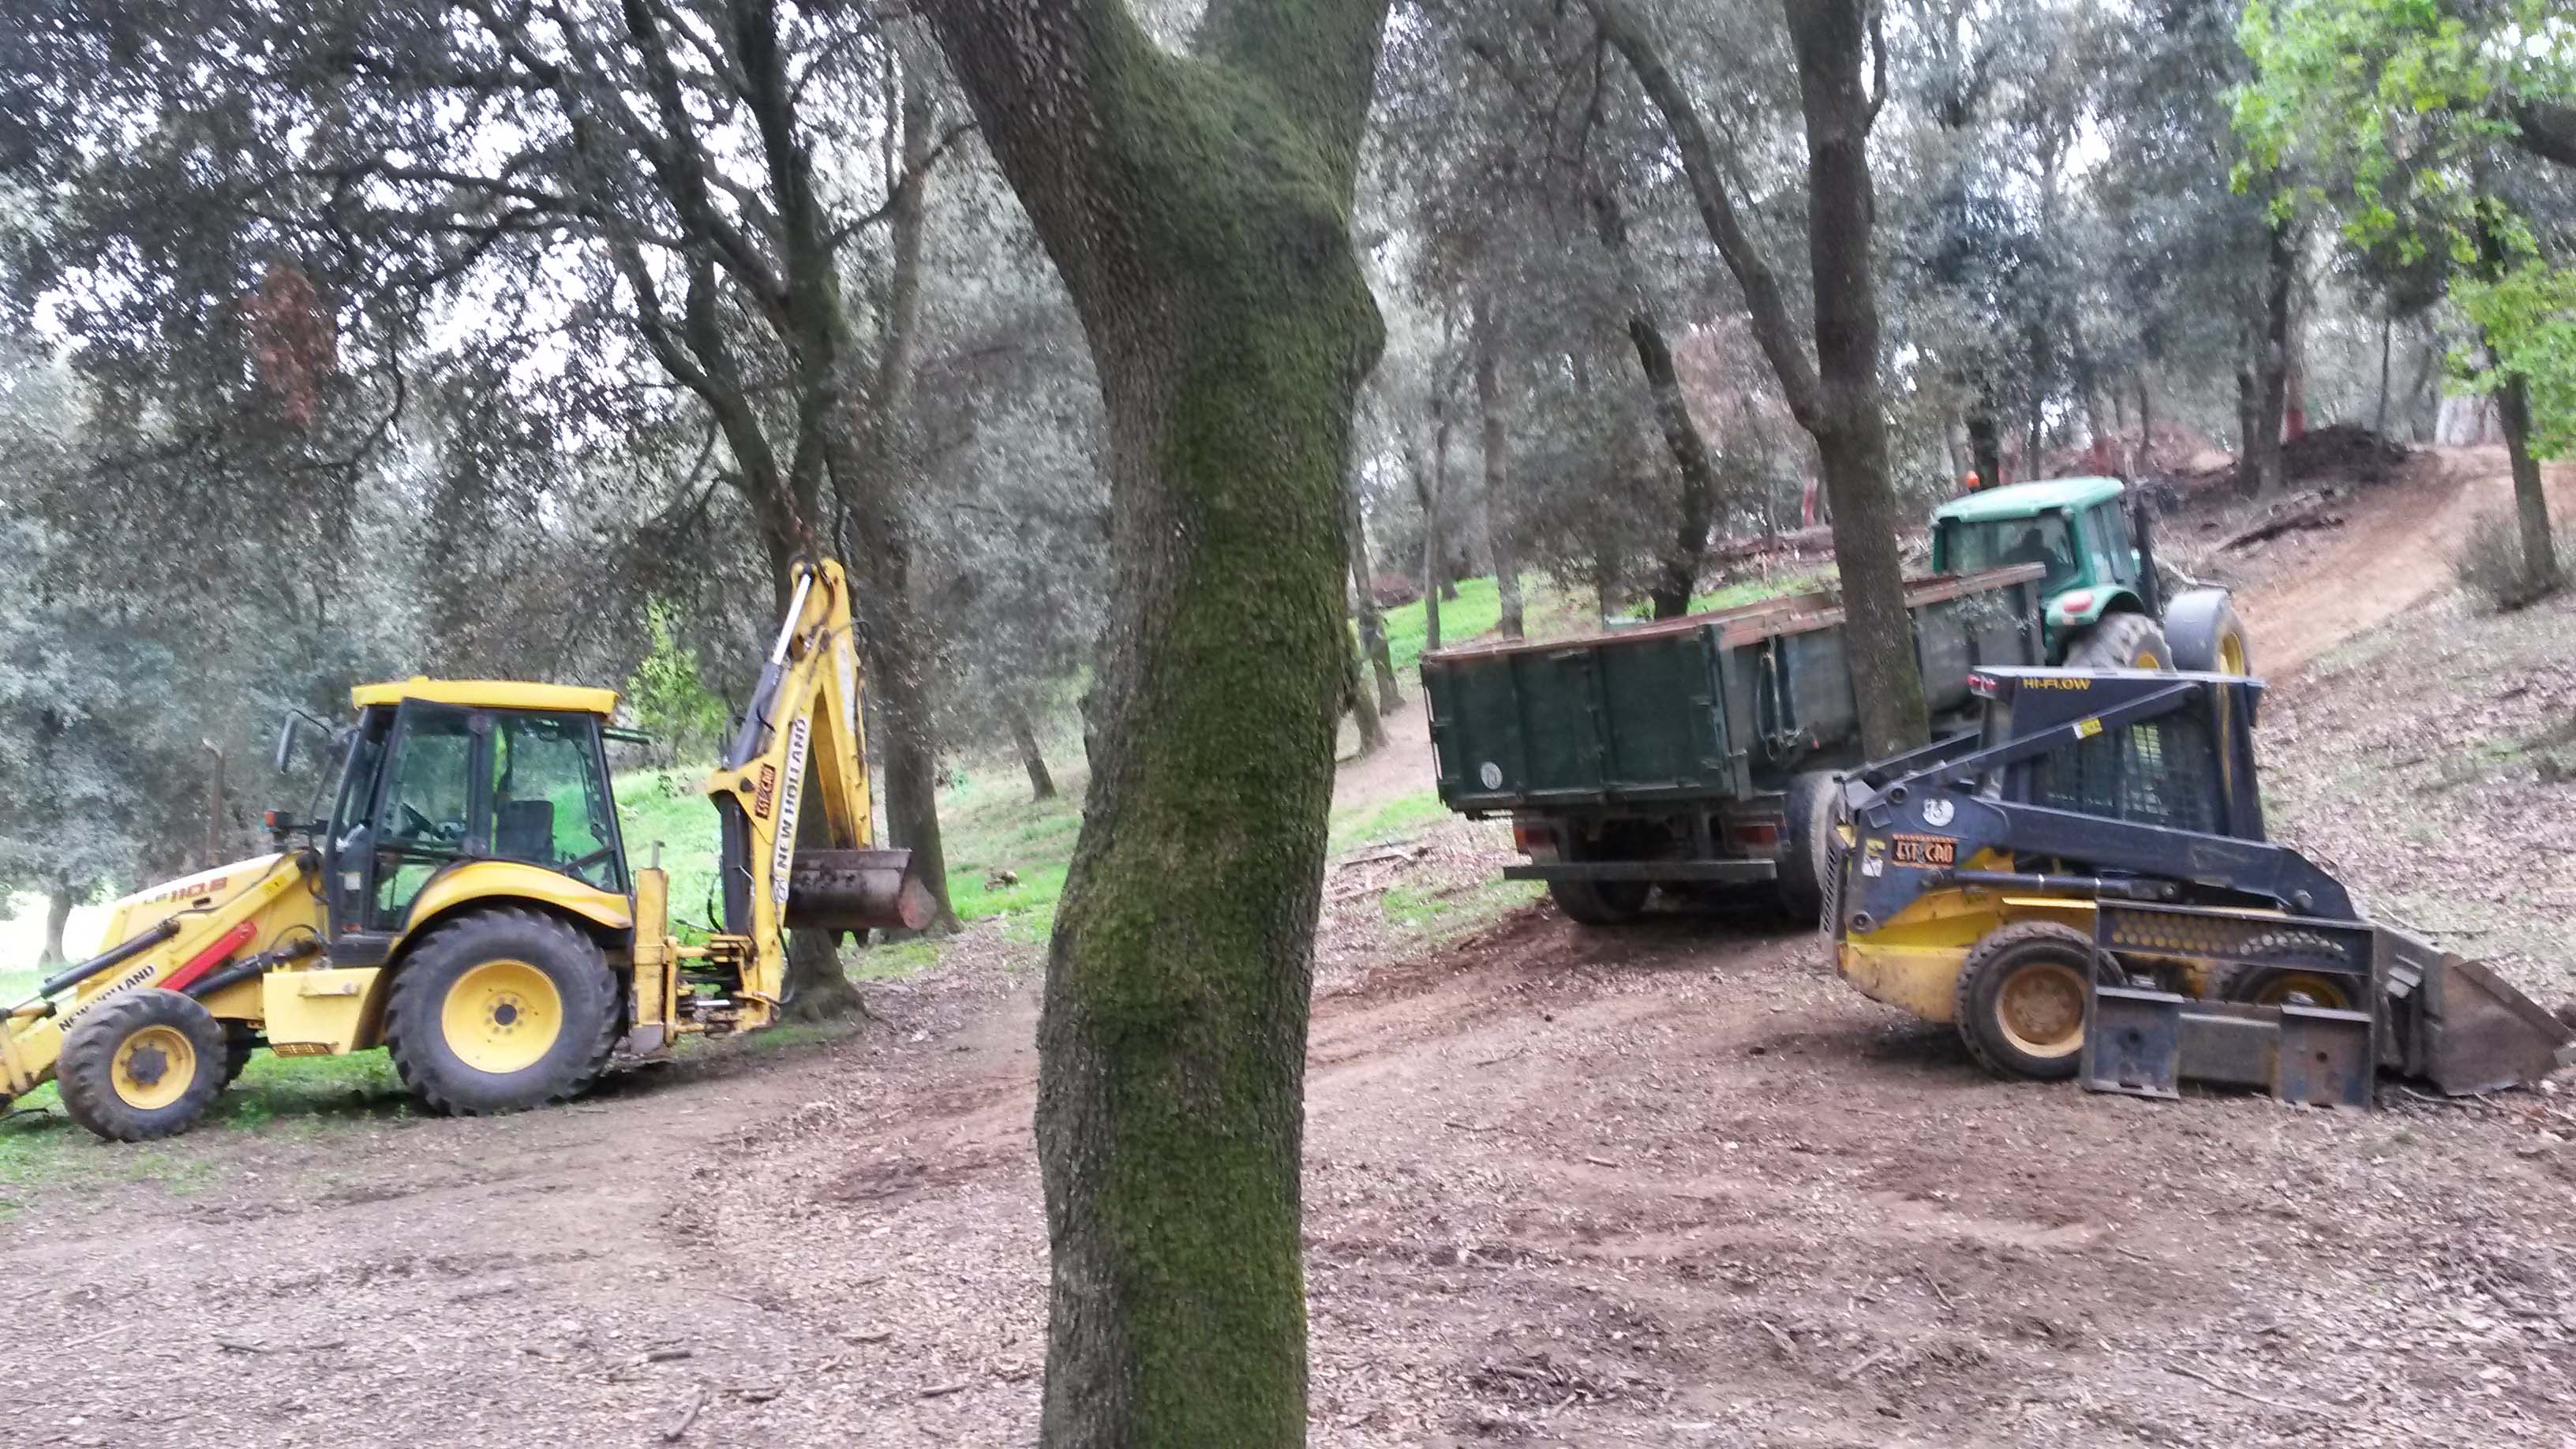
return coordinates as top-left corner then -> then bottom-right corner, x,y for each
2162,589 -> 2252,676
1774,770 -> 1841,923
385,908 -> 620,1117
1548,875 -> 1651,927
57,989 -> 230,1142
2064,612 -> 2174,671
1954,923 -> 2097,1082
2213,931 -> 2368,1012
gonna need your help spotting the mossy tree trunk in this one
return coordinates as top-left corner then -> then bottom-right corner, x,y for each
1473,292 -> 1526,638
1342,469 -> 1402,710
918,2 -> 1391,1442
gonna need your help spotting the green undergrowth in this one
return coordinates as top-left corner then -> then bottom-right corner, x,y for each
1330,789 -> 1447,853
1381,878 -> 1544,942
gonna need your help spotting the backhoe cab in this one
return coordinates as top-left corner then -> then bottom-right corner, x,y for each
1,559 -> 933,1141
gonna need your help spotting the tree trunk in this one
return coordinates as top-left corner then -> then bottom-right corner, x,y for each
2373,311 -> 2392,438
783,743 -> 866,1019
1967,402 -> 2004,490
1342,469 -> 1402,709
1473,296 -> 1525,639
40,886 -> 73,968
1341,613 -> 1387,755
1416,400 -> 1451,651
2242,221 -> 2293,498
2495,370 -> 2564,595
1584,178 -> 1720,619
1784,0 -> 1929,756
1009,702 -> 1059,802
919,3 -> 1390,1441
2135,375 -> 2155,478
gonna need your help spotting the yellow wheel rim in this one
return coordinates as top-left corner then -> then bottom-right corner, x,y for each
112,1025 -> 198,1111
2135,649 -> 2162,669
2218,634 -> 2248,675
441,959 -> 564,1074
2249,971 -> 2358,1011
1995,960 -> 2088,1060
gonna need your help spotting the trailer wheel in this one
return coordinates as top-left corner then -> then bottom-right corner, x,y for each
2065,612 -> 2174,672
385,908 -> 620,1117
1954,923 -> 2097,1081
57,989 -> 230,1142
1548,876 -> 1651,927
2162,589 -> 2252,676
1775,770 -> 1841,923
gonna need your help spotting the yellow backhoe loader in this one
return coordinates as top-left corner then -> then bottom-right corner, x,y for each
1,559 -> 933,1140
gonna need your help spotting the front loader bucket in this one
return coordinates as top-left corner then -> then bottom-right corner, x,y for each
2382,927 -> 2576,1096
784,848 -> 938,934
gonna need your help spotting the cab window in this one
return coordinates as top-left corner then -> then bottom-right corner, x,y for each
372,706 -> 482,923
1938,511 -> 2082,592
489,713 -> 625,891
2096,503 -> 2140,583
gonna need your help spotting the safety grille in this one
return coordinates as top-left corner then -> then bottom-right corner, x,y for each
2027,715 -> 2221,834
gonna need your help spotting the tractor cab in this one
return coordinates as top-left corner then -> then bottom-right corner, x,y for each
305,680 -> 632,966
1930,477 -> 2161,661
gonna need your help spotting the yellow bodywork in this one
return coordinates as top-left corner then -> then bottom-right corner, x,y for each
350,677 -> 620,715
1834,848 -> 2097,1023
2,556 -> 894,1133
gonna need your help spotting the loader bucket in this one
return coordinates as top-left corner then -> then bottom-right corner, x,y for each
784,848 -> 938,933
2381,927 -> 2576,1096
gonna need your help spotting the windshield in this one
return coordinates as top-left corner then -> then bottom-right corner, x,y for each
1941,513 -> 2081,592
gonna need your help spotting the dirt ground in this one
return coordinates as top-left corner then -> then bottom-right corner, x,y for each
6,448 -> 2574,1448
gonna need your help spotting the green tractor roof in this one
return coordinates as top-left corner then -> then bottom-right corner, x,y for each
1930,475 -> 2125,524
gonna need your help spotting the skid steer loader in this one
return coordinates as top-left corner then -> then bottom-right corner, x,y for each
1,559 -> 934,1141
1827,666 -> 2574,1106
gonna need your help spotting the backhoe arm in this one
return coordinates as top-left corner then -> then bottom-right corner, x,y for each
702,559 -> 932,1020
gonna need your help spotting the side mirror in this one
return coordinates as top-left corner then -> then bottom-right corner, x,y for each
272,710 -> 333,773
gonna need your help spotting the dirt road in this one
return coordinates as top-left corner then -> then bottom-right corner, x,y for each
6,447 -> 2571,1447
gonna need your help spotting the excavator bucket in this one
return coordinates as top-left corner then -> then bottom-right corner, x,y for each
784,848 -> 939,934
2380,927 -> 2576,1096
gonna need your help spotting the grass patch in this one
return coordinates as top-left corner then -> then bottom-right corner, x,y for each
1330,790 -> 1449,853
1380,575 -> 1522,672
1380,878 -> 1543,942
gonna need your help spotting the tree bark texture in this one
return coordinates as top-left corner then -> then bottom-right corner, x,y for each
916,2 -> 1391,1442
1341,613 -> 1387,754
1473,298 -> 1525,638
1009,702 -> 1059,802
1967,402 -> 2004,488
1598,0 -> 1927,752
1415,404 -> 1451,651
40,887 -> 72,968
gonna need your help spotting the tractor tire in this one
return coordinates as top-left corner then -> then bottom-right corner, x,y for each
57,988 -> 230,1142
1954,922 -> 2098,1082
2064,612 -> 2175,672
384,908 -> 620,1117
1548,875 -> 1651,927
1774,769 -> 1842,923
2213,932 -> 2368,1012
221,1022 -> 260,1086
2162,589 -> 2253,676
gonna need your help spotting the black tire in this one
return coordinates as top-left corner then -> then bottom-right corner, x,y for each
2212,931 -> 2368,1012
57,988 -> 230,1142
1548,875 -> 1651,927
1954,922 -> 2097,1082
1775,769 -> 1842,923
384,908 -> 620,1117
221,1021 -> 260,1086
2162,589 -> 2253,676
2064,611 -> 2175,671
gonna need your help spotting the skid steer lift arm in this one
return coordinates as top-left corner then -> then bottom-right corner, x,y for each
694,559 -> 935,1025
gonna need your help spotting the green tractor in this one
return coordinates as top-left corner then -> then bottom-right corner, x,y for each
1930,476 -> 2251,675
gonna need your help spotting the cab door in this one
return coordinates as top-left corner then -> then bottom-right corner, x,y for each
324,703 -> 491,961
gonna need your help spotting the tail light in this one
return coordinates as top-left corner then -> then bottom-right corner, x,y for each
1511,821 -> 1557,858
1725,817 -> 1781,851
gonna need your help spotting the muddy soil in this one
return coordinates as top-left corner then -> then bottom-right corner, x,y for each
6,447 -> 2571,1448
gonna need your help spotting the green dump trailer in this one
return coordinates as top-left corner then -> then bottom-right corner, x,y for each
1421,567 -> 2046,924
